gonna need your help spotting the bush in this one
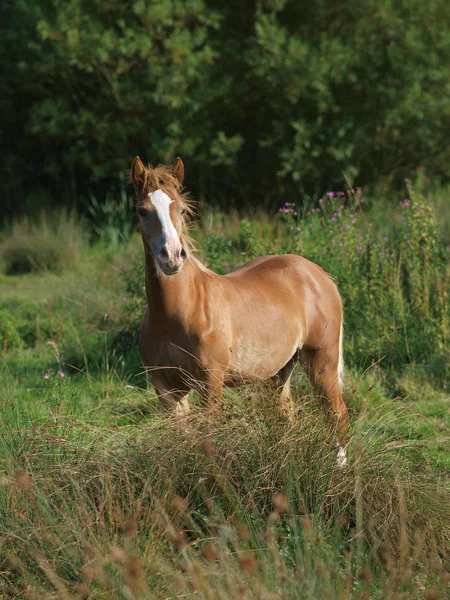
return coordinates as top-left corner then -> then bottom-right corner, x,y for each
0,309 -> 23,352
2,0 -> 450,215
0,210 -> 87,274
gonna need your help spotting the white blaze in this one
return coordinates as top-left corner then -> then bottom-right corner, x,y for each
148,189 -> 180,246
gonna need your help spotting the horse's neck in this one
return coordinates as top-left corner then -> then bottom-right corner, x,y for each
144,251 -> 205,319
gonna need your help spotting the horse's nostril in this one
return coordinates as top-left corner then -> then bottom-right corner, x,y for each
159,247 -> 169,260
180,247 -> 187,260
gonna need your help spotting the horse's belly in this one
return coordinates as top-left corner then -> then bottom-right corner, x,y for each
228,331 -> 300,381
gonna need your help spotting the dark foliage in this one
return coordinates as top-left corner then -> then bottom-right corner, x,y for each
2,0 -> 450,217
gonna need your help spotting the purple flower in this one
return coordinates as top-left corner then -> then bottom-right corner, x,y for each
293,211 -> 298,216
122,297 -> 128,303
58,370 -> 65,378
319,198 -> 323,204
383,236 -> 388,242
352,219 -> 356,224
326,191 -> 335,198
331,216 -> 336,222
279,208 -> 283,213
285,201 -> 290,207
356,246 -> 362,253
43,373 -> 49,380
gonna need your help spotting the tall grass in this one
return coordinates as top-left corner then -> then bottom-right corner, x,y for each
0,209 -> 88,274
1,379 -> 449,599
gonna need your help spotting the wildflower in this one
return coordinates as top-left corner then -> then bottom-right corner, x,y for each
340,205 -> 344,210
331,216 -> 336,222
319,198 -> 323,204
383,236 -> 388,242
329,230 -> 333,234
293,211 -> 298,216
43,373 -> 49,380
122,297 -> 128,302
279,208 -> 283,213
58,370 -> 65,378
339,242 -> 343,247
326,191 -> 335,198
284,201 -> 290,207
356,246 -> 362,253
352,219 -> 356,225
337,212 -> 342,217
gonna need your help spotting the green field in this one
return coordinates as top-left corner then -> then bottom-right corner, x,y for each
1,178 -> 449,598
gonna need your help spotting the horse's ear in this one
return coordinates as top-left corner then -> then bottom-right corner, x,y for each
131,156 -> 146,188
172,157 -> 184,184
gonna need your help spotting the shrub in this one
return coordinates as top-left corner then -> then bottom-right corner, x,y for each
87,186 -> 136,247
3,0 -> 450,215
0,210 -> 87,274
0,309 -> 23,352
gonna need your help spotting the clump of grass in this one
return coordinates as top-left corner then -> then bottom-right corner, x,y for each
1,386 -> 449,598
0,308 -> 23,352
0,209 -> 88,274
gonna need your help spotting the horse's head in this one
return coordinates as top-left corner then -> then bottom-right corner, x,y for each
131,156 -> 189,276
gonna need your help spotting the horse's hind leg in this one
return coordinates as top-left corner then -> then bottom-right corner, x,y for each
300,346 -> 348,449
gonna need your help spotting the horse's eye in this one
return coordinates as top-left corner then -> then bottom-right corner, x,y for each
138,206 -> 148,218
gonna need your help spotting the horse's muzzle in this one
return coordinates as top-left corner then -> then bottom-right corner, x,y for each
156,245 -> 187,275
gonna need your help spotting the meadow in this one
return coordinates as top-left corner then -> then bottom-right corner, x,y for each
0,174 -> 449,599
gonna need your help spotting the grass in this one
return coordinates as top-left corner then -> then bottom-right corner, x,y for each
0,210 -> 88,275
0,177 -> 449,597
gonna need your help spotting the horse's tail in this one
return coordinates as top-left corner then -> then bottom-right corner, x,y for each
338,322 -> 344,390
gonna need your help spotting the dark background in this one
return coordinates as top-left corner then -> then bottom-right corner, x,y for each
2,0 -> 450,219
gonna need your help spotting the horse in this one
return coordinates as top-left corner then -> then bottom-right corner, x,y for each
131,156 -> 349,465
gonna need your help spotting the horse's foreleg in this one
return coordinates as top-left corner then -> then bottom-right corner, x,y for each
271,360 -> 297,422
198,367 -> 224,417
155,386 -> 191,421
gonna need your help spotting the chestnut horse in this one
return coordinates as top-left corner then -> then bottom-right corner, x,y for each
131,157 -> 348,464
